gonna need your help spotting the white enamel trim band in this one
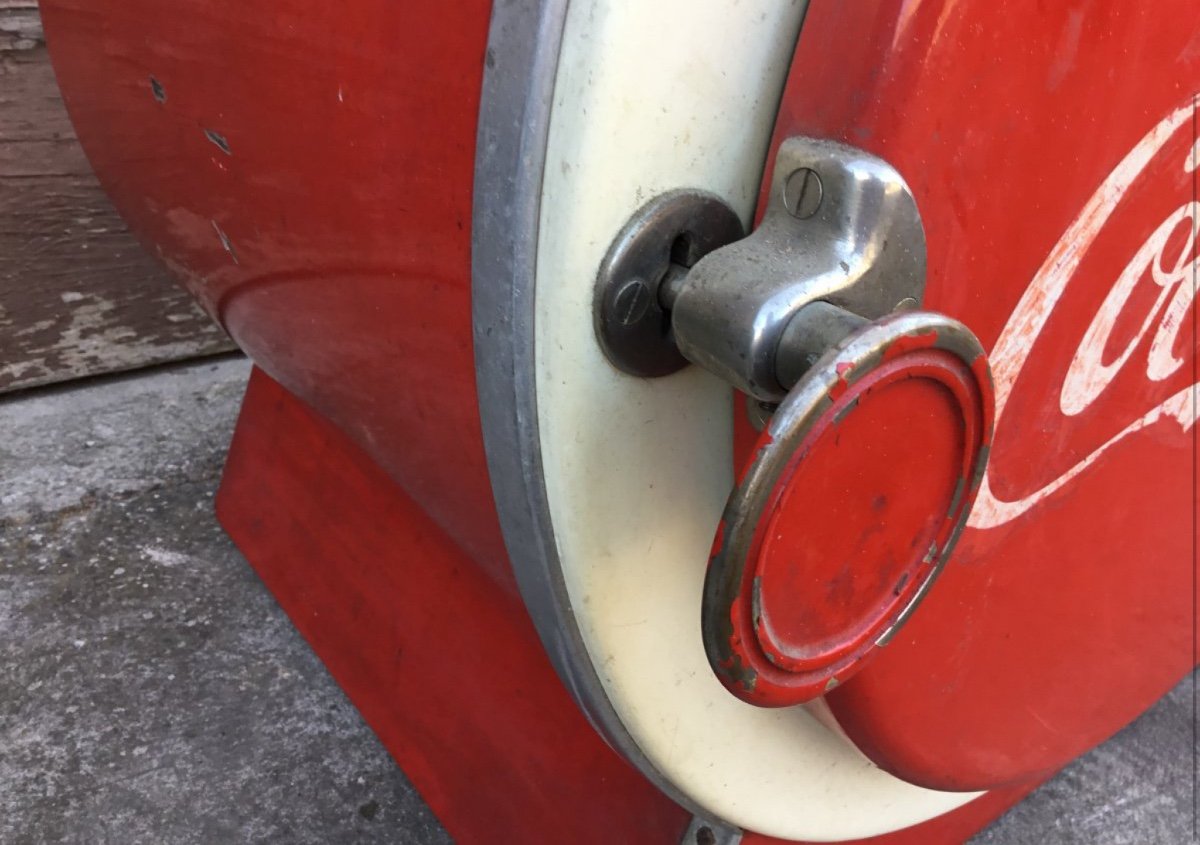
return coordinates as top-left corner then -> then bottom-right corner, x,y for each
532,1 -> 977,838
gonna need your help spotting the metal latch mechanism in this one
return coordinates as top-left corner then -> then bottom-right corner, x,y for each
595,137 -> 927,402
595,138 -> 996,706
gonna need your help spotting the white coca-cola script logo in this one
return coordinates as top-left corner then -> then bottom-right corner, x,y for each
970,101 -> 1199,529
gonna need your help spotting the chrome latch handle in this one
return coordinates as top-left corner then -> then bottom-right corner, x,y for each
595,137 -> 926,401
594,137 -> 997,706
701,306 -> 993,705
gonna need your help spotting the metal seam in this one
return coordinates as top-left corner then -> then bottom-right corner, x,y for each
469,0 -> 722,826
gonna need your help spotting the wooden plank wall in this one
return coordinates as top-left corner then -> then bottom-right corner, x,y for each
0,1 -> 234,395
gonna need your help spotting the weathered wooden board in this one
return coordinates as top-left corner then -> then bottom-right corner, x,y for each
0,5 -> 234,394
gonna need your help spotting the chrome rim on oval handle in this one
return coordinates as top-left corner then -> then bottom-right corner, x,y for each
596,137 -> 995,707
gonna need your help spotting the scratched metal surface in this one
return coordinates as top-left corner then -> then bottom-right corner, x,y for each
0,357 -> 1192,844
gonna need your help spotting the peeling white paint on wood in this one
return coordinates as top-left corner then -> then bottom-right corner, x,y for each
0,1 -> 42,52
0,20 -> 233,394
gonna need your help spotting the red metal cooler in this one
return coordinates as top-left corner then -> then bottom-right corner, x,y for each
39,0 -> 1199,841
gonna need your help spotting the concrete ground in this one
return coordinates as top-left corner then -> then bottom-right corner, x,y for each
0,356 -> 1194,844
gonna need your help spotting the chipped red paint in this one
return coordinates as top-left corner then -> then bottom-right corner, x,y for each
878,327 -> 939,362
716,346 -> 990,706
829,360 -> 856,399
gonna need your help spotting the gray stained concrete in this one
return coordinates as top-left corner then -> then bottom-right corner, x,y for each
0,357 -> 1195,844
